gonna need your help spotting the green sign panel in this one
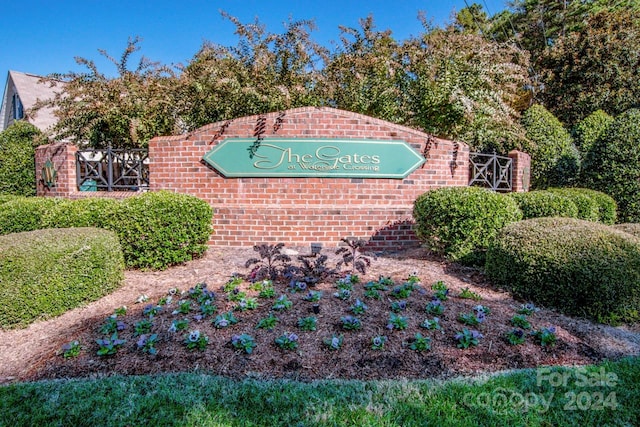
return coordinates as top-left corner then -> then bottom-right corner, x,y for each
203,138 -> 425,179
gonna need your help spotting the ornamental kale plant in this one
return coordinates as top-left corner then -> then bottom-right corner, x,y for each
136,333 -> 159,355
340,315 -> 362,331
297,316 -> 318,331
533,326 -> 557,347
100,316 -> 126,335
459,287 -> 482,301
420,317 -> 442,331
231,334 -> 257,354
431,281 -> 449,300
506,329 -> 526,345
134,319 -> 153,336
425,298 -> 445,315
60,340 -> 81,358
275,332 -> 299,350
245,243 -> 292,282
235,297 -> 259,311
323,334 -> 343,351
390,300 -> 408,312
272,294 -> 293,311
350,299 -> 368,315
302,290 -> 322,302
371,335 -> 387,350
455,329 -> 483,349
408,333 -> 431,351
256,313 -> 279,330
293,253 -> 338,286
213,312 -> 239,328
336,238 -> 372,275
183,330 -> 208,351
387,313 -> 409,331
511,314 -> 532,329
168,318 -> 189,332
96,333 -> 126,356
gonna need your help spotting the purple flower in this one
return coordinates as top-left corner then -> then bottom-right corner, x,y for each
116,321 -> 126,331
188,330 -> 201,342
288,333 -> 299,342
231,335 -> 241,346
471,330 -> 483,339
430,298 -> 441,305
137,335 -> 148,348
386,323 -> 394,330
193,314 -> 203,322
476,311 -> 486,323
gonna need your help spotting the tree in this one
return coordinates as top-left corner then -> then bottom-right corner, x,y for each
538,10 -> 640,126
520,104 -> 578,188
37,37 -> 182,148
581,109 -> 640,223
403,26 -> 531,153
0,121 -> 43,196
179,12 -> 327,130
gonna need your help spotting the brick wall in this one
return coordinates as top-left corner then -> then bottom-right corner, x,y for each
149,107 -> 470,250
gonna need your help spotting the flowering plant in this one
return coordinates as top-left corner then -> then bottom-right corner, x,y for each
387,313 -> 408,331
506,329 -> 526,345
364,278 -> 388,299
60,340 -> 81,358
183,330 -> 208,350
459,287 -> 482,301
275,332 -> 299,350
420,317 -> 442,331
96,333 -> 126,356
333,289 -> 352,301
458,311 -> 483,326
297,316 -> 318,331
302,290 -> 323,302
390,300 -> 408,313
517,303 -> 539,316
235,297 -> 259,311
172,300 -> 192,315
199,300 -> 217,317
223,275 -> 243,292
113,306 -> 127,316
213,312 -> 239,328
533,326 -> 557,347
408,333 -> 431,351
136,333 -> 159,355
289,281 -> 308,293
256,313 -> 279,330
391,282 -> 416,299
474,305 -> 491,316
227,288 -> 247,302
510,314 -> 531,329
143,304 -> 162,318
406,271 -> 421,285
340,315 -> 362,330
335,277 -> 354,291
324,334 -> 343,351
350,299 -> 368,315
431,281 -> 449,301
371,335 -> 387,350
272,295 -> 293,311
455,329 -> 483,349
100,316 -> 126,335
231,334 -> 257,354
134,319 -> 153,336
168,318 -> 189,332
425,298 -> 444,315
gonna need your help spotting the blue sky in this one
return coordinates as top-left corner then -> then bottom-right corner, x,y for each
1,0 -> 508,79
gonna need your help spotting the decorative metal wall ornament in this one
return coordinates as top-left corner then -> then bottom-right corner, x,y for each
468,151 -> 513,192
41,158 -> 57,189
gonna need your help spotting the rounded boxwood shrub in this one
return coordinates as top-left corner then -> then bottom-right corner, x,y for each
572,188 -> 617,225
486,217 -> 640,323
548,188 -> 600,222
614,223 -> 640,237
42,197 -> 122,229
0,121 -> 42,196
413,187 -> 522,265
0,196 -> 65,235
509,191 -> 578,219
0,227 -> 124,329
106,191 -> 213,270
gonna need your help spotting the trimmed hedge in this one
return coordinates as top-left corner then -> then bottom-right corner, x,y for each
0,192 -> 213,270
486,217 -> 640,323
614,223 -> 640,237
509,191 -> 578,219
0,121 -> 41,196
107,191 -> 213,270
547,188 -> 600,222
574,188 -> 617,225
413,187 -> 522,265
0,228 -> 124,329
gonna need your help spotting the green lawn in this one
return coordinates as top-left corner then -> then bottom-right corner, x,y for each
1,357 -> 638,426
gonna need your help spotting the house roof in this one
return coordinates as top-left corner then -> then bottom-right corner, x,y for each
0,70 -> 64,133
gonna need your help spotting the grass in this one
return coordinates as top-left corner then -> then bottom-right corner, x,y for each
1,357 -> 638,426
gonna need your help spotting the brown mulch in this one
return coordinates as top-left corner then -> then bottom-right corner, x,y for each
1,246 -> 639,385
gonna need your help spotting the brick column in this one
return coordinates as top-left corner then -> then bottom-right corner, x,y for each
35,142 -> 77,197
508,150 -> 531,192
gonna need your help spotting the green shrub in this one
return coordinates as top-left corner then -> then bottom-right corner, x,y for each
0,194 -> 19,205
0,197 -> 64,235
552,188 -> 617,225
42,197 -> 121,228
106,191 -> 213,270
547,188 -> 600,222
509,191 -> 578,219
0,121 -> 42,196
573,109 -> 614,153
413,187 -> 522,265
0,228 -> 124,328
486,217 -> 640,323
614,223 -> 640,237
581,109 -> 640,223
